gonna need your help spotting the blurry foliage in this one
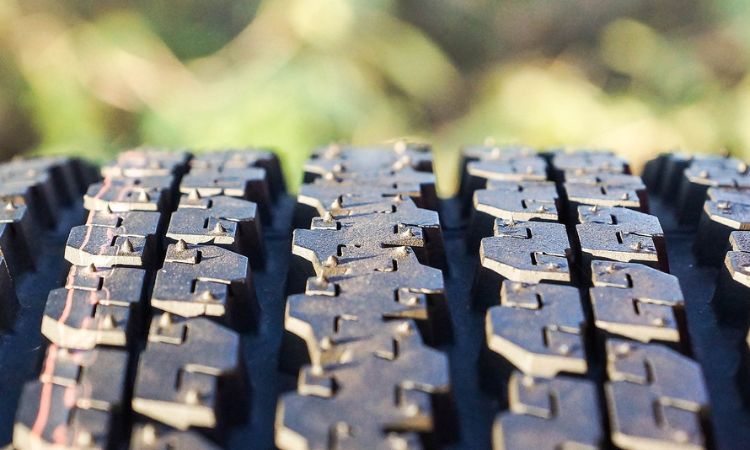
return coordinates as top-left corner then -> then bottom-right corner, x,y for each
1,0 -> 750,194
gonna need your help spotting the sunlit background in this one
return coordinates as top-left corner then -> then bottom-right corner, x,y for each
2,0 -> 750,194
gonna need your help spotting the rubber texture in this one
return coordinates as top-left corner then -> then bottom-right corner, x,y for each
0,146 -> 747,449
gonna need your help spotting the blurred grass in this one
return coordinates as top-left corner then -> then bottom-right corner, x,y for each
1,0 -> 750,195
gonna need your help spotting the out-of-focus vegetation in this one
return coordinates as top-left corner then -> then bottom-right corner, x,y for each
2,0 -> 750,194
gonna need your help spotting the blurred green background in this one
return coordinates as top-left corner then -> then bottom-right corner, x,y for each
2,0 -> 750,195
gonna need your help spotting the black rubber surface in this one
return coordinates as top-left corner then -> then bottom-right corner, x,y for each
0,165 -> 748,450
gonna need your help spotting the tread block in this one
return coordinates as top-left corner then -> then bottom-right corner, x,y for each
304,142 -> 434,180
292,196 -> 446,276
590,261 -> 685,344
296,171 -> 438,225
493,373 -> 604,450
65,210 -> 162,268
179,167 -> 270,202
461,145 -> 538,164
605,339 -> 709,450
712,231 -> 750,320
276,328 -> 449,450
132,315 -> 245,431
474,181 -> 559,222
475,220 -> 572,308
469,181 -> 559,250
677,156 -> 750,224
0,157 -> 83,205
694,186 -> 750,265
45,264 -> 146,349
486,282 -> 587,377
576,206 -> 668,272
466,155 -> 548,181
564,173 -> 648,213
101,149 -> 191,178
64,263 -> 147,294
83,207 -> 164,235
480,220 -> 572,283
465,156 -> 548,185
459,145 -> 542,201
189,149 -> 285,197
42,287 -> 141,350
0,162 -> 65,228
150,242 -> 255,328
167,193 -> 263,267
84,178 -> 174,213
13,346 -> 128,450
551,150 -> 630,179
179,164 -> 272,224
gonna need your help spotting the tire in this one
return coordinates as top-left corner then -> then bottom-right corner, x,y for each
1,145 -> 748,449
